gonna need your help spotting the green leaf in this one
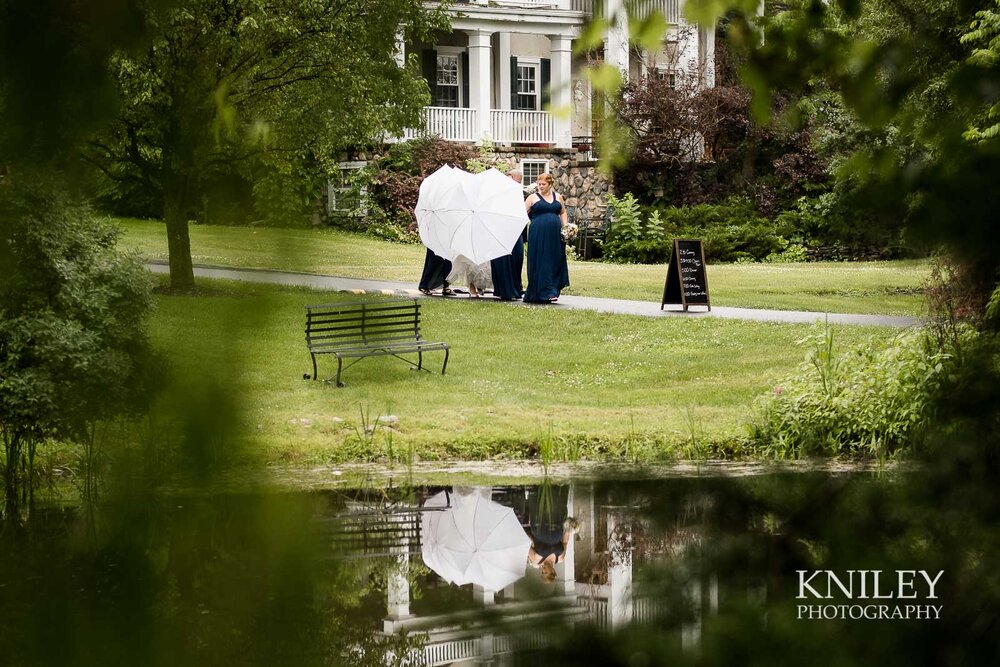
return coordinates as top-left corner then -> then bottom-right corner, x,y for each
629,11 -> 669,53
585,64 -> 623,95
835,0 -> 861,21
683,0 -> 729,27
574,18 -> 609,55
739,65 -> 772,124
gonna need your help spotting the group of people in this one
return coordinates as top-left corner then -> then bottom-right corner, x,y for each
416,169 -> 571,304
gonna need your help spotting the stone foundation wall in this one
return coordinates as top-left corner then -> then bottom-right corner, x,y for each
332,144 -> 614,229
496,148 -> 613,228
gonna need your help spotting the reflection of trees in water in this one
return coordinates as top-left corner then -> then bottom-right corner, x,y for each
0,492 -> 425,666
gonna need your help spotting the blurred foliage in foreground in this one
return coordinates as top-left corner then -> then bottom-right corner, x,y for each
0,177 -> 164,510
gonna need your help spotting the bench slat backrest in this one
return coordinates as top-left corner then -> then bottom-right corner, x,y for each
306,300 -> 422,350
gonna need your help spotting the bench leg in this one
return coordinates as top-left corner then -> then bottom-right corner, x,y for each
441,348 -> 450,375
336,357 -> 345,388
417,350 -> 423,371
311,353 -> 318,381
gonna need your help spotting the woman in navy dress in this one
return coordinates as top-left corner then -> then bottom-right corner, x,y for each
409,219 -> 453,295
417,248 -> 452,295
490,169 -> 527,300
523,172 -> 569,303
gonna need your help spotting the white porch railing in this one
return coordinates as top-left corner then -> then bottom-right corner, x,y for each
493,630 -> 549,653
421,638 -> 479,666
633,596 -> 663,624
400,107 -> 561,146
458,0 -> 566,7
578,596 -> 609,629
490,109 -> 556,144
402,107 -> 479,142
570,0 -> 599,13
492,0 -> 564,8
631,0 -> 681,23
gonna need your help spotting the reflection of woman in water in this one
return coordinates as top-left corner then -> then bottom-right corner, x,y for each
528,517 -> 579,583
523,484 -> 579,583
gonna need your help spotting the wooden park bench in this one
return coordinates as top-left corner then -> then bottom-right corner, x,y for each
305,299 -> 449,387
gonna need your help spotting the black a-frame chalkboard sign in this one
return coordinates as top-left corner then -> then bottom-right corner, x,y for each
661,239 -> 710,311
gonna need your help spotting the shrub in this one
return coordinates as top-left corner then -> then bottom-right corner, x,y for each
334,137 -> 479,242
603,196 -> 790,263
606,192 -> 642,245
645,209 -> 667,244
252,167 -> 322,228
748,323 -> 963,461
775,193 -> 912,260
764,241 -> 810,263
0,181 -> 164,499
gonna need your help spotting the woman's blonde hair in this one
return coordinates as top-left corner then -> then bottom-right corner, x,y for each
536,172 -> 554,186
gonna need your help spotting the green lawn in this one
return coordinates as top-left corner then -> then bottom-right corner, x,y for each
117,218 -> 932,316
144,279 -> 899,465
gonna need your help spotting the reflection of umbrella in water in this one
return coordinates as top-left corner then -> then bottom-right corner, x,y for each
415,166 -> 529,266
421,488 -> 531,592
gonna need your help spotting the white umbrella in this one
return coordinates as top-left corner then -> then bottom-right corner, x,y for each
415,166 -> 529,266
414,164 -> 466,260
421,488 -> 531,592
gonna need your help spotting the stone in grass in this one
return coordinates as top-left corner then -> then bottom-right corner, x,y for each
288,418 -> 314,427
377,415 -> 400,425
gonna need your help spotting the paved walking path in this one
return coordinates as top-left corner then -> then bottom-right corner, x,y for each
147,261 -> 922,328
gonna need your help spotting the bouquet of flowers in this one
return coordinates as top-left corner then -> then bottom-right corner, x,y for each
561,222 -> 579,243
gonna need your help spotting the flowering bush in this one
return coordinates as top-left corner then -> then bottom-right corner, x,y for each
333,137 -> 477,241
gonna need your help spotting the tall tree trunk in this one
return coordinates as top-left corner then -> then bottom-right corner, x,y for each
163,173 -> 195,290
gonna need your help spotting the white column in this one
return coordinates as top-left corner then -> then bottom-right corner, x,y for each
499,32 -> 512,111
473,584 -> 496,606
605,0 -> 630,81
382,541 -> 412,633
681,575 -> 702,651
394,30 -> 405,68
699,26 -> 715,88
466,29 -> 494,142
549,34 -> 573,149
479,634 -> 495,664
555,484 -> 576,595
606,511 -> 633,630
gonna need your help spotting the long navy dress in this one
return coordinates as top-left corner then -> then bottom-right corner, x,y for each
489,230 -> 525,300
418,248 -> 452,293
523,194 -> 570,303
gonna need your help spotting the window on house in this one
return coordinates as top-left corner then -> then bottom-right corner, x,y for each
328,161 -> 367,217
435,54 -> 460,107
521,159 -> 549,184
516,63 -> 538,111
653,67 -> 677,88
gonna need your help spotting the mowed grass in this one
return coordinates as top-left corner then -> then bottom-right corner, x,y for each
117,218 -> 932,316
146,279 -> 899,465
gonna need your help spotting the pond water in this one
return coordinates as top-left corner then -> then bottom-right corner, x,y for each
0,465 -> 995,666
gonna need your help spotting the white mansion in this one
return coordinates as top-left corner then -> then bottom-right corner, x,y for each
333,0 -> 716,228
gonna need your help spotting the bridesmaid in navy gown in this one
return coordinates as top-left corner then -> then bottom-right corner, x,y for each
490,169 -> 527,300
523,172 -> 569,303
418,248 -> 452,294
409,219 -> 452,295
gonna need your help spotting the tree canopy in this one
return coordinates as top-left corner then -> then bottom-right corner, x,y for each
83,0 -> 447,288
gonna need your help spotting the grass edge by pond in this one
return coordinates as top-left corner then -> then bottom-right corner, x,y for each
119,278 -> 908,469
